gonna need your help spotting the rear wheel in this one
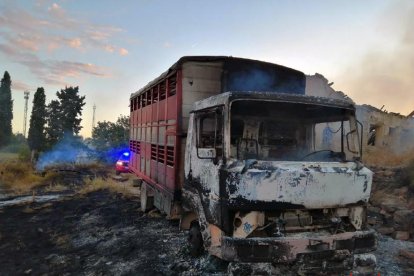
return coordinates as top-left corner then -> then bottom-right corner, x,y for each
188,222 -> 203,256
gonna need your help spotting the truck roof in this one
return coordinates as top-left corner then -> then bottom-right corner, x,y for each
130,56 -> 304,98
193,91 -> 356,112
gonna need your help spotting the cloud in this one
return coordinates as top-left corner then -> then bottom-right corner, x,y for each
119,48 -> 129,56
336,1 -> 414,115
48,3 -> 64,17
104,45 -> 115,53
0,41 -> 112,87
68,38 -> 82,49
49,61 -> 112,78
0,1 -> 126,85
163,42 -> 173,48
12,80 -> 34,92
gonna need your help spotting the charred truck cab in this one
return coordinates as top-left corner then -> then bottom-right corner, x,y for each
129,56 -> 376,274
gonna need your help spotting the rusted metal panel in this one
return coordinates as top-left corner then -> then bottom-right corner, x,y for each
218,229 -> 376,263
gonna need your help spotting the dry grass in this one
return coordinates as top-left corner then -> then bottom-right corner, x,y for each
0,161 -> 45,194
78,177 -> 138,197
0,152 -> 18,162
44,183 -> 68,193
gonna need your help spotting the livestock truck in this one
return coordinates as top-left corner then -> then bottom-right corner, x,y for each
129,56 -> 376,274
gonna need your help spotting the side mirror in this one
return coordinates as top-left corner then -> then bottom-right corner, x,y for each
197,148 -> 217,159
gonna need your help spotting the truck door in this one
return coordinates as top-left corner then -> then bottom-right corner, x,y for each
190,107 -> 224,196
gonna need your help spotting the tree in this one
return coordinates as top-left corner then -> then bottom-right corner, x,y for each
92,115 -> 130,162
56,86 -> 85,137
45,100 -> 62,147
92,115 -> 130,150
45,86 -> 86,148
28,87 -> 47,157
0,71 -> 13,147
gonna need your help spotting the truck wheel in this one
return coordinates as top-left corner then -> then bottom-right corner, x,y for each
188,222 -> 203,256
140,182 -> 154,212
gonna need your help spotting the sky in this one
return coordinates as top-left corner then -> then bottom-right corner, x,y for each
0,0 -> 413,138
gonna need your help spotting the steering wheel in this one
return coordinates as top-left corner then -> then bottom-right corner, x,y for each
301,150 -> 335,161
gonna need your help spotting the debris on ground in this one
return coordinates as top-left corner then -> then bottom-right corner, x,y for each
0,188 -> 414,275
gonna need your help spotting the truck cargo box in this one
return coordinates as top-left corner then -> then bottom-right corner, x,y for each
129,56 -> 306,201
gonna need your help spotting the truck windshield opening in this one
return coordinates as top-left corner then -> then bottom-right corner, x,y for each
230,100 -> 360,162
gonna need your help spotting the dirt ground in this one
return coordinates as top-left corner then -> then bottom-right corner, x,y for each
1,188 -> 414,276
0,190 -> 227,276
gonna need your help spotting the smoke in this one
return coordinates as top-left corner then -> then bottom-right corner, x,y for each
36,135 -> 130,171
225,61 -> 306,94
335,1 -> 414,115
36,136 -> 94,171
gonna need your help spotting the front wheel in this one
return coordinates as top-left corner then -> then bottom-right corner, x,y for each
188,222 -> 203,257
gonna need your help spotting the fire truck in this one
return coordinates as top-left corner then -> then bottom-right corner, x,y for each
129,56 -> 376,274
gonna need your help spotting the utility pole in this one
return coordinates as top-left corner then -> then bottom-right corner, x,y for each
91,104 -> 96,136
23,91 -> 30,137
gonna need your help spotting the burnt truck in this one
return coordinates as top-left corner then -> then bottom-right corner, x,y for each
129,56 -> 376,274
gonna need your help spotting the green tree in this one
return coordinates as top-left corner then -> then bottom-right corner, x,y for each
28,87 -> 47,157
0,71 -> 13,147
92,115 -> 130,163
92,115 -> 130,151
56,86 -> 85,137
45,100 -> 62,147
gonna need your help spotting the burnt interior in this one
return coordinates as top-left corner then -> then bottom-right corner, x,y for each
230,100 -> 358,161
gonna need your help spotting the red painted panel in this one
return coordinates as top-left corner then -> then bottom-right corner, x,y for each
166,166 -> 175,191
166,95 -> 177,120
158,99 -> 166,121
137,110 -> 141,124
141,106 -> 147,123
135,153 -> 140,172
150,160 -> 158,181
139,142 -> 146,173
152,102 -> 157,121
146,105 -> 152,123
130,69 -> 183,198
146,142 -> 151,160
157,162 -> 166,186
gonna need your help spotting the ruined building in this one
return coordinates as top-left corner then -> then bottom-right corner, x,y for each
306,73 -> 414,162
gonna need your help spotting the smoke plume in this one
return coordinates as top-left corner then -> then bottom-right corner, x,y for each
36,136 -> 93,171
335,1 -> 414,115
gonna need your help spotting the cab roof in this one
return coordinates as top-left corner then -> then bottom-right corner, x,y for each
192,91 -> 355,112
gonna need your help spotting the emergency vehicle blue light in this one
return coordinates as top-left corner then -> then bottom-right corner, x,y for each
123,152 -> 130,157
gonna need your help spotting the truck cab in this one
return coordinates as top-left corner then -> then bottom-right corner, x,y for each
183,91 -> 376,274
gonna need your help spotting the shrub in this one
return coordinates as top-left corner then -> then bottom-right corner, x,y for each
18,144 -> 31,162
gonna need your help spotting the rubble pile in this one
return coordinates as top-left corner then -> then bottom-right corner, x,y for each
368,166 -> 414,241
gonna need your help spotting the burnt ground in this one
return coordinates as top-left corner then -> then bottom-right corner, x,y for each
1,190 -> 414,276
0,190 -> 227,276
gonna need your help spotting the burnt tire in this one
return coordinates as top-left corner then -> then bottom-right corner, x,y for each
188,222 -> 203,257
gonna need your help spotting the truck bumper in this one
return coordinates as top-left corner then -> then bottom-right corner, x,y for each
219,230 -> 376,271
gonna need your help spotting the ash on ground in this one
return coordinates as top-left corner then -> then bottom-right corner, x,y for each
1,189 -> 414,275
0,190 -> 227,275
